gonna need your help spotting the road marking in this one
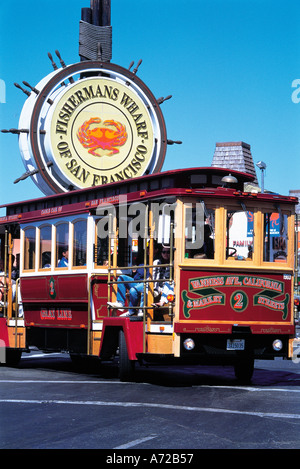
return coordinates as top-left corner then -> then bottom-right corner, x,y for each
1,380 -> 300,393
114,435 -> 157,449
0,398 -> 299,420
199,385 -> 300,393
0,380 -> 132,384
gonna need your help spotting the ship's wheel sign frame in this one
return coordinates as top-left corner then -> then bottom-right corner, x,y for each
18,61 -> 167,195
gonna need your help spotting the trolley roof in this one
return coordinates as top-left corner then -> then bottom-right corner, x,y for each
0,167 -> 297,229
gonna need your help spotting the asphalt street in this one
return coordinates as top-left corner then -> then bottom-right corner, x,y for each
0,350 -> 300,451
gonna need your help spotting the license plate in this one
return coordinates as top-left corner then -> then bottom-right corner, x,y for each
226,339 -> 245,350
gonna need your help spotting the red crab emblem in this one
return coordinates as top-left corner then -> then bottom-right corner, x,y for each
77,117 -> 128,156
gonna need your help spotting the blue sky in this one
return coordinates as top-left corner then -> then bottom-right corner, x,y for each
1,0 -> 300,214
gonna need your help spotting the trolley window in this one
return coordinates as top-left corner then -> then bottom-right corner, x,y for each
24,227 -> 36,271
263,210 -> 288,263
39,225 -> 52,269
95,204 -> 144,268
56,222 -> 69,268
226,208 -> 254,260
73,219 -> 87,267
95,211 -> 111,267
184,202 -> 215,259
96,234 -> 109,267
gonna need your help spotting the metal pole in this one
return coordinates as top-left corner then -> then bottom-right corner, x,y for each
107,213 -> 113,311
169,223 -> 174,318
3,229 -> 8,318
91,0 -> 101,25
295,214 -> 299,294
87,278 -> 91,355
90,0 -> 111,26
101,0 -> 111,26
7,232 -> 13,319
81,7 -> 92,23
143,205 -> 148,353
15,279 -> 19,348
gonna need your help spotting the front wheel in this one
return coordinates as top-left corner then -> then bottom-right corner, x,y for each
234,356 -> 254,383
118,330 -> 135,382
3,348 -> 22,367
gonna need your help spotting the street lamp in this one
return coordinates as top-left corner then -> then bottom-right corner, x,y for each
256,161 -> 267,193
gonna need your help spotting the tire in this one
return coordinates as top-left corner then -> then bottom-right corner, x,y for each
5,349 -> 22,367
234,356 -> 254,383
70,353 -> 86,370
118,330 -> 135,382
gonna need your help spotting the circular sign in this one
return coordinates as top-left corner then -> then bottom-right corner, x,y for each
19,61 -> 167,194
230,291 -> 248,312
46,76 -> 155,189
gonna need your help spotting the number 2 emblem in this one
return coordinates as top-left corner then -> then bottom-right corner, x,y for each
230,291 -> 248,312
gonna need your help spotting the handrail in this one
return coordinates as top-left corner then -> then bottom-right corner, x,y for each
87,276 -> 92,355
107,223 -> 175,322
3,230 -> 8,318
1,229 -> 14,320
15,278 -> 20,348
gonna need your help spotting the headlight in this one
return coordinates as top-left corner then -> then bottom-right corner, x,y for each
183,338 -> 195,351
272,339 -> 283,351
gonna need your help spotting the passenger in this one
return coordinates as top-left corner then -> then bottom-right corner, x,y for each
11,254 -> 20,280
58,248 -> 68,267
153,245 -> 173,298
152,282 -> 174,307
192,225 -> 214,259
107,252 -> 149,317
42,252 -> 51,268
152,240 -> 161,263
0,257 -> 17,305
152,246 -> 175,307
11,255 -> 23,317
202,225 -> 214,259
193,252 -> 208,259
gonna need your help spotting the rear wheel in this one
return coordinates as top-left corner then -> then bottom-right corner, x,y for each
118,330 -> 135,382
234,356 -> 254,383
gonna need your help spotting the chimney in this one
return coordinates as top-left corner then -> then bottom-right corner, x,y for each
211,141 -> 258,184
